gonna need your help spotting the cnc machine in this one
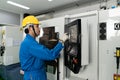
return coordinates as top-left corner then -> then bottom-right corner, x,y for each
0,25 -> 23,80
40,8 -> 120,80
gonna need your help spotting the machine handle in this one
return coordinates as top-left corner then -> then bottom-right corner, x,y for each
78,34 -> 81,43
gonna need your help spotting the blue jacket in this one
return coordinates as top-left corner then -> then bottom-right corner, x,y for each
19,34 -> 63,80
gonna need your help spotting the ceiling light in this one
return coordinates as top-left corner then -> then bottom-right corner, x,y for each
7,1 -> 30,10
48,0 -> 53,2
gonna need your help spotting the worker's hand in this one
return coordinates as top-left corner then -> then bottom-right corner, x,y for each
59,33 -> 69,43
20,70 -> 24,75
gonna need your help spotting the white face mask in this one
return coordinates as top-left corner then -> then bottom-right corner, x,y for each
37,27 -> 44,38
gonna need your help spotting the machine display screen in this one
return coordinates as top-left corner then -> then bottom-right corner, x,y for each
69,46 -> 77,56
69,25 -> 77,43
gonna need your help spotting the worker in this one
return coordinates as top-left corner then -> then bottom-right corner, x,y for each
19,15 -> 68,80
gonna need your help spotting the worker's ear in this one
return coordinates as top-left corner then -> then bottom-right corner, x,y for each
24,28 -> 29,34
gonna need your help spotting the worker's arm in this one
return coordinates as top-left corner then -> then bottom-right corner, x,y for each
29,42 -> 63,60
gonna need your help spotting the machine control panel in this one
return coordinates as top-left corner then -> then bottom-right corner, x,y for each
64,19 -> 81,73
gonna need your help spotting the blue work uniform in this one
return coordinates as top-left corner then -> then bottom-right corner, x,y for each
19,34 -> 63,80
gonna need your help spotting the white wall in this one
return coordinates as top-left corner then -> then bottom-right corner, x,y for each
0,9 -> 20,25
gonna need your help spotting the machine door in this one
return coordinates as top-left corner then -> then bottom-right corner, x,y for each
39,27 -> 60,80
64,19 -> 81,74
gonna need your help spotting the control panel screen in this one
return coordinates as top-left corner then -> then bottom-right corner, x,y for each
69,25 -> 77,43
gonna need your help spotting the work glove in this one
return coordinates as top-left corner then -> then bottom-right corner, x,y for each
59,33 -> 69,43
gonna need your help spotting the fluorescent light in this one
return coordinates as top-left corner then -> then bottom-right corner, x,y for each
7,1 -> 30,10
48,0 -> 53,2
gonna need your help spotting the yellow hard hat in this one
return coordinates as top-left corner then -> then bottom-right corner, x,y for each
22,15 -> 39,28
